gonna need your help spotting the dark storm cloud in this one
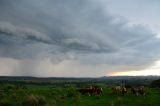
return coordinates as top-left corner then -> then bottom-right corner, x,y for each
0,0 -> 160,71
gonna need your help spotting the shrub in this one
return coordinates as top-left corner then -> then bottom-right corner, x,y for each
73,92 -> 81,102
22,95 -> 46,106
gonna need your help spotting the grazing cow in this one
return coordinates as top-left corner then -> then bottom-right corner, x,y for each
78,88 -> 89,95
131,86 -> 145,97
138,86 -> 145,97
131,86 -> 138,96
121,86 -> 127,94
94,87 -> 103,95
112,86 -> 122,94
78,87 -> 102,95
112,86 -> 127,94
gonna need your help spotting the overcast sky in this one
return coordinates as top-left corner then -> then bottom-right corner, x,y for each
0,0 -> 160,77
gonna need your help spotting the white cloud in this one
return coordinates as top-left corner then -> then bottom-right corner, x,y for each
112,60 -> 160,76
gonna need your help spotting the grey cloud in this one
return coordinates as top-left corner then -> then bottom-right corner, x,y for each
0,0 -> 160,76
0,22 -> 51,43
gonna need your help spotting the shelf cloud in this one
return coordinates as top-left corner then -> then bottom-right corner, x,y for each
0,0 -> 160,77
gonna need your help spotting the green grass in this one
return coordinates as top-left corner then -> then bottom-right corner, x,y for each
0,86 -> 160,106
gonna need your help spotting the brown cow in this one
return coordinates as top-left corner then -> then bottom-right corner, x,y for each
138,86 -> 145,97
131,86 -> 145,97
78,87 -> 102,95
131,86 -> 138,96
94,87 -> 103,95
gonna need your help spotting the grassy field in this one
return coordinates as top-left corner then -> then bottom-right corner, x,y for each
0,85 -> 160,106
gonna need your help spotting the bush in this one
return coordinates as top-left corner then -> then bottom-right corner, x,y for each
0,99 -> 12,106
36,95 -> 46,105
22,95 -> 46,106
66,87 -> 78,97
66,87 -> 81,103
4,84 -> 16,91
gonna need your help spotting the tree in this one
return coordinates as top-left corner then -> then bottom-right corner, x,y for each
150,79 -> 160,88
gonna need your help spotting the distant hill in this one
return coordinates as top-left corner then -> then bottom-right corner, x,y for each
0,75 -> 159,81
99,75 -> 160,80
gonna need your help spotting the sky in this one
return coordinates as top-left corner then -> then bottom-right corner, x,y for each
0,0 -> 160,77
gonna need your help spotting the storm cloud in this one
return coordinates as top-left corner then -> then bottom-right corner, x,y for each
0,0 -> 160,77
